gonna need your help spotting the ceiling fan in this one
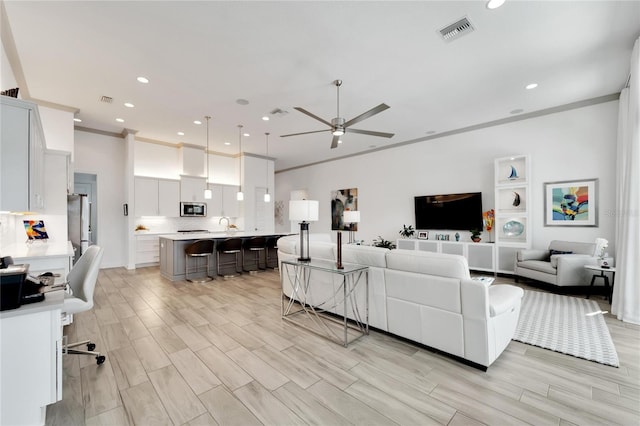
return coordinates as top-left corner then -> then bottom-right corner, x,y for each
281,79 -> 394,149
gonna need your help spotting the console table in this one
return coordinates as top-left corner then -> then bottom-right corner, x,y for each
280,259 -> 369,347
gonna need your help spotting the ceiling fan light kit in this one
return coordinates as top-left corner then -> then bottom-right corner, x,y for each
281,79 -> 394,149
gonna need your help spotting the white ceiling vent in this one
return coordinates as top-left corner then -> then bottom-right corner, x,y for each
100,95 -> 113,103
439,17 -> 475,42
270,108 -> 289,117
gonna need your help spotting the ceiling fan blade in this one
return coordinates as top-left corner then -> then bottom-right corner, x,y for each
343,103 -> 390,128
345,128 -> 395,138
280,129 -> 330,138
294,107 -> 332,127
330,135 -> 340,149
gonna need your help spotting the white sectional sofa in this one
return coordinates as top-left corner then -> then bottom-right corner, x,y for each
278,234 -> 524,370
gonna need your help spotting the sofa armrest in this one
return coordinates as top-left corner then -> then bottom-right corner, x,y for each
517,249 -> 549,262
556,255 -> 599,286
488,285 -> 524,317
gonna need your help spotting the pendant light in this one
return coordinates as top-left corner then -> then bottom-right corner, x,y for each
203,116 -> 212,199
264,132 -> 271,203
237,125 -> 244,201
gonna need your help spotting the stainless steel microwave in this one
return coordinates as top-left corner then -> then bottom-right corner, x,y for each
180,202 -> 207,217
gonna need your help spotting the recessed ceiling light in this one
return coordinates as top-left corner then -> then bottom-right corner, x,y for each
526,83 -> 538,90
73,118 -> 82,123
262,116 -> 269,121
177,131 -> 184,136
124,102 -> 135,108
486,0 -> 506,9
224,142 -> 231,146
137,76 -> 149,84
338,139 -> 343,144
510,109 -> 524,115
193,120 -> 202,125
116,118 -> 124,122
236,99 -> 249,105
243,133 -> 250,137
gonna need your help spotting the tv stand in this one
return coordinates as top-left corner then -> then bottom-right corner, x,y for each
396,239 -> 495,274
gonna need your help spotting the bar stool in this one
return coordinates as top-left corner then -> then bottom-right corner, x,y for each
265,236 -> 279,269
185,240 -> 215,282
216,238 -> 243,277
242,236 -> 266,272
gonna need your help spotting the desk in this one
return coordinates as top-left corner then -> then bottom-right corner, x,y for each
281,259 -> 368,347
0,290 -> 64,425
585,264 -> 616,304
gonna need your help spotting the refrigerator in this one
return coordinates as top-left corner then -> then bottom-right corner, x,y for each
67,194 -> 92,264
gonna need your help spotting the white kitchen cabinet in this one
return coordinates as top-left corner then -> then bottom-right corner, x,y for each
207,183 -> 240,217
158,180 -> 180,217
136,234 -> 160,265
1,96 -> 46,212
135,177 -> 180,217
0,293 -> 63,426
135,177 -> 159,216
44,150 -> 71,215
180,176 -> 207,203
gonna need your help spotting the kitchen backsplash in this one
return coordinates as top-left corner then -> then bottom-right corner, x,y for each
133,216 -> 245,234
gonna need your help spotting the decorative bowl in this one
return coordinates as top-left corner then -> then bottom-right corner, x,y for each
503,220 -> 524,236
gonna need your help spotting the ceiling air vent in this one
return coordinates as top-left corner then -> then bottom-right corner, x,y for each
439,17 -> 475,42
100,95 -> 113,103
270,108 -> 289,117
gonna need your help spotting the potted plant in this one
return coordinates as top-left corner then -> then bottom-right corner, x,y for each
373,236 -> 396,250
470,229 -> 482,242
399,224 -> 415,239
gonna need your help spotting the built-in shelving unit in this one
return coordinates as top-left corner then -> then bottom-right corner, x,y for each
494,155 -> 531,273
396,239 -> 495,273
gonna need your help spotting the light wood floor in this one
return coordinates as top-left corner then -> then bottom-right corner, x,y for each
46,267 -> 640,426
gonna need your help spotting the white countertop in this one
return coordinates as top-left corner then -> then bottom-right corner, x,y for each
158,231 -> 288,241
0,289 -> 64,319
2,241 -> 74,260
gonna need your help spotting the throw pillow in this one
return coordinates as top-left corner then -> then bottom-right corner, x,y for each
549,249 -> 573,256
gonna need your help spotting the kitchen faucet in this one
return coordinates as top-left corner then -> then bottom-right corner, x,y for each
219,216 -> 230,231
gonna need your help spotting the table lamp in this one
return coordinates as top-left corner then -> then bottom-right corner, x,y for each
289,200 -> 319,261
343,210 -> 360,244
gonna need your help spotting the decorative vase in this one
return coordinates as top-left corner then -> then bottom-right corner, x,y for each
472,237 -> 481,243
455,232 -> 460,241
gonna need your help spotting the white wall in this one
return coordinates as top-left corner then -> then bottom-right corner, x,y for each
39,106 -> 74,153
0,42 -> 17,93
74,130 -> 127,268
135,141 -> 182,179
275,100 -> 619,255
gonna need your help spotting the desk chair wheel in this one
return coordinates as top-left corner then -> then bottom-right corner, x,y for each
96,355 -> 106,365
87,343 -> 96,351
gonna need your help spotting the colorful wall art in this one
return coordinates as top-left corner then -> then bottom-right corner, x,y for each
331,188 -> 358,231
23,220 -> 49,240
544,179 -> 598,226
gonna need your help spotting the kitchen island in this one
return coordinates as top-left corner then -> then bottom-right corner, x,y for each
159,231 -> 289,281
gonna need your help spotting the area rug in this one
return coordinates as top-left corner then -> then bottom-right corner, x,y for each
513,290 -> 619,367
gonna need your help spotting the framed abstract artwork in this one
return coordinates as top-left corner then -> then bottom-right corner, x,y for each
23,219 -> 49,240
544,178 -> 598,226
331,188 -> 358,231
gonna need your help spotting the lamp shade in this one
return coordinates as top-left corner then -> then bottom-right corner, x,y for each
289,200 -> 319,222
343,210 -> 360,224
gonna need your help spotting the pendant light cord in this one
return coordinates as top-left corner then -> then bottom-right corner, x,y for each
265,132 -> 269,194
238,125 -> 243,192
205,116 -> 211,182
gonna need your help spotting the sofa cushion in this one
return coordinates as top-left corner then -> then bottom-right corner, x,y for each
312,241 -> 337,261
516,260 -> 558,275
386,249 -> 470,280
341,244 -> 388,267
277,236 -> 297,255
550,249 -> 573,258
488,285 -> 524,317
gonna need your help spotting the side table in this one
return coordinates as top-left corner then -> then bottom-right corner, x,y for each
281,259 -> 369,347
585,264 -> 616,304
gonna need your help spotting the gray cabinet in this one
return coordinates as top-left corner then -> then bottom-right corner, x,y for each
1,97 -> 46,212
159,237 -> 207,281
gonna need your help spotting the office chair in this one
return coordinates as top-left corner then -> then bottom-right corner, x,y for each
63,245 -> 106,365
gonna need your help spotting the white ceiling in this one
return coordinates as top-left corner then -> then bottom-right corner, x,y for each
3,1 -> 639,171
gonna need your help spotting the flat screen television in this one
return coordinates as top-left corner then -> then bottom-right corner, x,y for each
414,192 -> 483,231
